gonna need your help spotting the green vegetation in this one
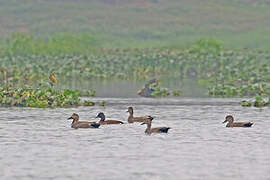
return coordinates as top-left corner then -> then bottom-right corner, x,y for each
172,90 -> 183,97
0,37 -> 269,107
242,97 -> 270,108
151,87 -> 170,97
1,38 -> 269,100
0,1 -> 269,107
78,89 -> 96,97
1,33 -> 99,56
98,101 -> 106,106
0,88 -> 95,108
1,0 -> 270,49
150,88 -> 182,97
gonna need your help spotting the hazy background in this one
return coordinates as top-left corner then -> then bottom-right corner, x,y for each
1,0 -> 270,49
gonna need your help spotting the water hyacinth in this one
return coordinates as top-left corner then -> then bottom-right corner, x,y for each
242,97 -> 270,108
0,88 -> 96,108
0,39 -> 269,106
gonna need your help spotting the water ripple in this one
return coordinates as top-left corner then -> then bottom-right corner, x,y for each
0,98 -> 269,180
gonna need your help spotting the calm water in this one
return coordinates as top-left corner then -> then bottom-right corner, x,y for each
1,97 -> 270,180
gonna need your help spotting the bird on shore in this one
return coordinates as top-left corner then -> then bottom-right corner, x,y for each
49,73 -> 57,83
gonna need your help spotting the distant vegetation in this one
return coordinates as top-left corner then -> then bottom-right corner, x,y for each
1,33 -> 100,56
0,87 -> 96,108
0,37 -> 269,104
0,0 -> 269,107
1,0 -> 270,49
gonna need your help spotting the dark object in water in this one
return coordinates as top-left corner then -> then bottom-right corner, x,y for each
137,86 -> 154,97
159,127 -> 171,133
137,79 -> 157,97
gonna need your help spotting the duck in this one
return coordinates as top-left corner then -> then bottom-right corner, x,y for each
223,115 -> 253,127
141,116 -> 171,134
127,106 -> 154,123
67,113 -> 100,129
96,112 -> 124,125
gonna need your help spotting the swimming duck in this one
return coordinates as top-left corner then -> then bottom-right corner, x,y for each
96,112 -> 124,125
67,113 -> 100,129
127,106 -> 154,123
141,116 -> 171,134
223,115 -> 253,127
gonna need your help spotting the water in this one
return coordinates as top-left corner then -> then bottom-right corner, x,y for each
1,97 -> 270,180
61,78 -> 208,97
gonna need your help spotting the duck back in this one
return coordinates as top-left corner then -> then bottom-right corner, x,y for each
227,122 -> 253,127
151,127 -> 171,133
100,120 -> 124,125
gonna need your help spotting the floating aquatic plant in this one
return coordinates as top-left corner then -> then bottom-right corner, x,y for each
242,96 -> 270,107
172,90 -> 182,96
0,88 -> 95,108
0,39 -> 269,103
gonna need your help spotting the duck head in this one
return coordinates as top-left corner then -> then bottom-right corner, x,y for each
141,116 -> 154,125
96,112 -> 105,121
68,113 -> 79,121
223,115 -> 234,123
127,107 -> 133,114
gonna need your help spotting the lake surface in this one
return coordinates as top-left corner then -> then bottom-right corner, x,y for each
1,97 -> 270,180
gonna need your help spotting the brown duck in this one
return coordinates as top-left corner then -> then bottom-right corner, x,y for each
68,113 -> 100,129
223,115 -> 253,127
141,116 -> 170,134
96,112 -> 124,125
127,106 -> 154,123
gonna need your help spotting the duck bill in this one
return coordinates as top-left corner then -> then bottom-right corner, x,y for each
222,120 -> 228,123
141,122 -> 146,125
67,117 -> 73,120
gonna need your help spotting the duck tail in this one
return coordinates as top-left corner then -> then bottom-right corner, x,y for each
244,122 -> 253,127
160,127 -> 171,133
90,123 -> 100,128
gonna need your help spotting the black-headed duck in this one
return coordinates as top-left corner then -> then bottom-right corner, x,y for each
96,112 -> 124,125
223,115 -> 253,127
141,116 -> 170,134
127,106 -> 154,123
68,113 -> 100,129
